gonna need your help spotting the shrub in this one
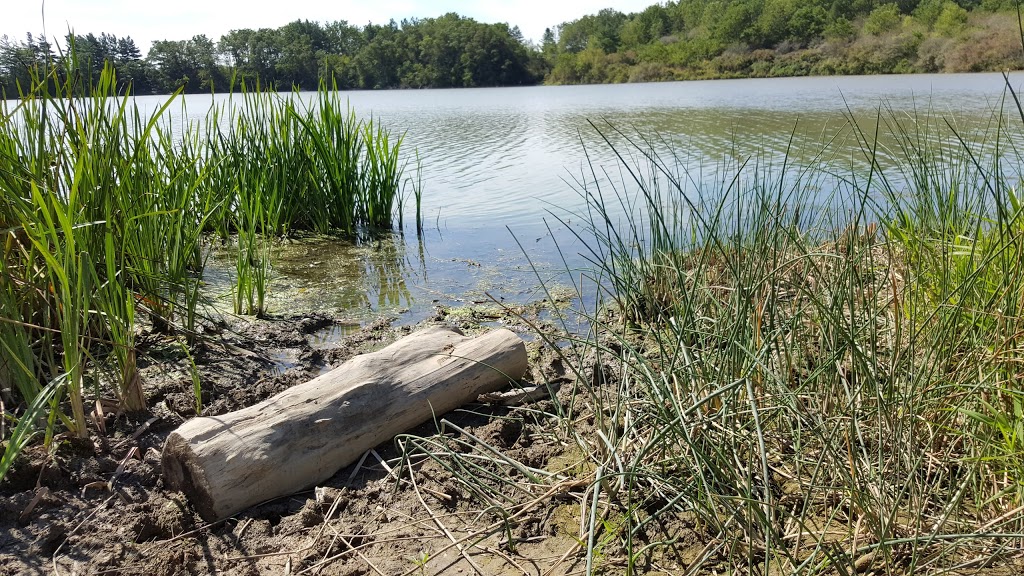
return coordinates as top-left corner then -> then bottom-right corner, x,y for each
824,17 -> 857,41
916,36 -> 954,71
864,3 -> 904,35
913,0 -> 948,28
626,61 -> 674,82
847,31 -> 922,74
944,14 -> 1024,71
935,2 -> 970,36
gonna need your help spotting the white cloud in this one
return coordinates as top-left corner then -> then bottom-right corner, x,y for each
3,0 -> 659,53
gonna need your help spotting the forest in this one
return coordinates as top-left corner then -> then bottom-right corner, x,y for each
1,0 -> 1023,95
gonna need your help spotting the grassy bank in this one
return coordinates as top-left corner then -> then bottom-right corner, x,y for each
0,62 -> 416,472
488,85 -> 1024,572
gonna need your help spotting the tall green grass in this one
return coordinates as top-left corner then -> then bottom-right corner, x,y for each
506,94 -> 1024,573
1,64 -> 190,434
204,79 -> 412,239
0,62 -> 419,478
202,80 -> 415,314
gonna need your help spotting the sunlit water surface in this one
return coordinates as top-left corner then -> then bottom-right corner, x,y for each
133,73 -> 1024,323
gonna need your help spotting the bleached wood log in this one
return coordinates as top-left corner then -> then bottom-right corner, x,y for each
162,326 -> 527,521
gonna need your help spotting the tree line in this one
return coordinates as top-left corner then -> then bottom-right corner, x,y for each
540,0 -> 1024,83
0,14 -> 540,95
1,0 -> 1022,96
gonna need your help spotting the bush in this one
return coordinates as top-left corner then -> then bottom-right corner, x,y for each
935,2 -> 970,36
864,3 -> 904,35
823,17 -> 857,41
788,5 -> 830,43
913,0 -> 948,28
626,61 -> 674,82
710,44 -> 755,75
944,14 -> 1024,71
916,36 -> 954,71
771,49 -> 821,76
847,31 -> 922,74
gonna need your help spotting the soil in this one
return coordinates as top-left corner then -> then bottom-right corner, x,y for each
4,304 -> 1022,576
0,305 -> 637,576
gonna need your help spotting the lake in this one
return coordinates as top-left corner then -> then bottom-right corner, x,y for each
137,73 -> 1024,322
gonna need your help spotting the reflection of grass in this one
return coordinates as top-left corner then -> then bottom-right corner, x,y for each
245,234 -> 415,317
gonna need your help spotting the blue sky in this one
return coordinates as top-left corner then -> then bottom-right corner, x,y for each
3,1 -> 658,53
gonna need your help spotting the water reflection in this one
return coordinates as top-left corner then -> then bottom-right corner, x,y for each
200,228 -> 565,320
132,73 -> 1024,236
151,74 -> 1024,320
265,234 -> 416,318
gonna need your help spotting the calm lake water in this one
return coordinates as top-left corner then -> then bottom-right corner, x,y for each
139,73 -> 1024,322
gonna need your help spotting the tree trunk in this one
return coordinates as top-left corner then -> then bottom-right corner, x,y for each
161,326 -> 527,521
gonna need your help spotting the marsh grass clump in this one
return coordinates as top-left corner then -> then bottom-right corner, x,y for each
1,64 -> 197,436
0,62 -> 419,474
204,79 -> 411,239
202,80 -> 414,314
516,97 -> 1024,573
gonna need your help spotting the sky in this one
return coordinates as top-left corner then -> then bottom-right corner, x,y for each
3,0 -> 659,52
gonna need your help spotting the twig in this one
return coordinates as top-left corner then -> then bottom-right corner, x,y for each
223,491 -> 347,563
474,543 -> 534,575
322,522 -> 387,576
108,446 -> 139,491
112,416 -> 159,450
398,478 -> 588,576
979,504 -> 1024,532
19,486 -> 50,523
371,448 -> 452,502
407,466 -> 485,576
345,449 -> 372,484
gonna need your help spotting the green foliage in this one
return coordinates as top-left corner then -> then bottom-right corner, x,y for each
712,0 -> 762,46
980,0 -> 1020,9
864,3 -> 905,35
935,2 -> 971,35
914,0 -> 951,27
64,32 -> 150,94
823,17 -> 858,40
0,33 -> 55,97
558,8 -> 628,54
542,0 -> 1021,84
0,60 -> 418,459
0,374 -> 64,484
789,5 -> 831,43
216,15 -> 534,91
146,35 -> 224,93
0,14 -> 538,94
1,62 -> 182,438
3,1 -> 1023,92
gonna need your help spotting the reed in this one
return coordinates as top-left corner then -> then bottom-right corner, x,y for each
0,59 -> 418,475
203,80 -> 412,238
490,92 -> 1024,573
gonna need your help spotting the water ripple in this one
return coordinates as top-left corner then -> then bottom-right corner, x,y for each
131,73 -> 1024,234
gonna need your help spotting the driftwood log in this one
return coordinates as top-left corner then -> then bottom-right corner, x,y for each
162,326 -> 527,521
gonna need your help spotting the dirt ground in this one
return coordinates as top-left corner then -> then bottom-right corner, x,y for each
4,305 -> 1023,576
0,306 -> 635,576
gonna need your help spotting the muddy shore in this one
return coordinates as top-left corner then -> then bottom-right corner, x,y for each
0,305 -> 621,576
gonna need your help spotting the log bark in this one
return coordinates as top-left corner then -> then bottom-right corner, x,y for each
161,326 -> 527,521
